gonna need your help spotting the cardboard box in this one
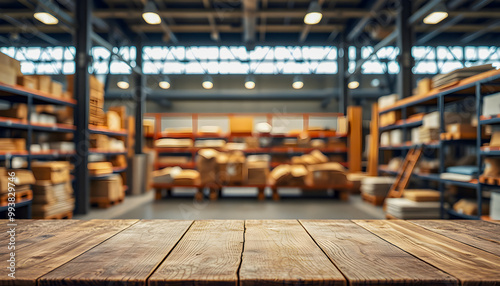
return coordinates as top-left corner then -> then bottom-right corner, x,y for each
50,81 -> 63,97
380,111 -> 401,127
446,123 -> 476,134
90,174 -> 123,201
109,106 -> 126,130
31,161 -> 70,184
417,78 -> 433,95
378,94 -> 398,109
36,75 -> 52,93
155,138 -> 193,148
88,162 -> 113,176
90,75 -> 104,91
483,92 -> 500,117
336,116 -> 348,134
90,134 -> 110,150
490,131 -> 500,147
173,170 -> 201,186
0,138 -> 26,152
217,151 -> 247,184
17,76 -> 37,90
55,106 -> 74,125
32,181 -> 73,204
230,117 -> 253,133
246,161 -> 269,185
0,66 -> 17,86
106,111 -> 121,131
453,199 -> 489,216
197,149 -> 219,185
1,104 -> 27,120
305,163 -> 347,186
144,119 -> 154,135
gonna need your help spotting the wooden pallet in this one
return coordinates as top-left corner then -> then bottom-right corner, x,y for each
36,210 -> 74,219
440,132 -> 477,140
479,175 -> 500,185
361,193 -> 385,206
0,189 -> 33,206
90,196 -> 124,208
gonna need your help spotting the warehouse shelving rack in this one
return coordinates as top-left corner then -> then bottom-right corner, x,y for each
378,69 -> 500,220
145,112 -> 355,200
0,82 -> 77,218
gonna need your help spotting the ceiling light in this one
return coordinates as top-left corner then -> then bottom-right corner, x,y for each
34,12 -> 59,25
304,1 -> 323,25
245,75 -> 255,89
117,76 -> 129,89
159,76 -> 171,89
423,3 -> 448,24
371,78 -> 381,88
202,75 -> 213,89
348,80 -> 360,90
292,75 -> 304,89
142,1 -> 162,25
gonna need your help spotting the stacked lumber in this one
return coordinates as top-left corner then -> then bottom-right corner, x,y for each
90,174 -> 125,208
31,161 -> 74,218
88,75 -> 105,126
385,189 -> 441,219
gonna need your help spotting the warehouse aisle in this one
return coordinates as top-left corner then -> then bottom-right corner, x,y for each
76,192 -> 385,220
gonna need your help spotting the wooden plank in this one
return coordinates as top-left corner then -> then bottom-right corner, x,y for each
239,220 -> 346,286
39,220 -> 192,286
300,220 -> 458,286
149,220 -> 244,286
410,220 -> 500,256
355,220 -> 500,285
0,219 -> 138,286
368,103 -> 379,176
348,106 -> 362,173
16,220 -> 80,248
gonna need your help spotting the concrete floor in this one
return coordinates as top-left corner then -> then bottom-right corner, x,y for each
76,189 -> 385,220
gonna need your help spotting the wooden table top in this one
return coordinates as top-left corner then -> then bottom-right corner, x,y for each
1,219 -> 499,286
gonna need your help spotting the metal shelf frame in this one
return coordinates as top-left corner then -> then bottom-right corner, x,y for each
378,72 -> 500,220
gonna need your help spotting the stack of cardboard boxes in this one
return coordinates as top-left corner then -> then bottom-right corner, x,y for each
90,174 -> 124,206
0,53 -> 22,86
0,168 -> 35,206
31,161 -> 74,218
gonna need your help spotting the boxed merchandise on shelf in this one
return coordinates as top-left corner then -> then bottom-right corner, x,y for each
389,129 -> 403,145
380,132 -> 390,146
88,162 -> 113,176
91,174 -> 124,202
17,75 -> 37,90
453,198 -> 490,216
416,78 -> 433,95
378,94 -> 398,109
380,111 -> 401,127
385,198 -> 440,219
305,162 -> 347,186
111,155 -> 128,168
483,92 -> 500,117
143,119 -> 155,135
246,155 -> 270,185
155,138 -> 193,148
109,106 -> 126,130
0,53 -> 20,86
217,151 -> 247,184
336,116 -> 348,134
36,75 -> 52,94
411,128 -> 420,145
418,127 -> 439,143
229,117 -> 253,133
51,81 -> 63,97
1,103 -> 27,120
173,169 -> 201,185
32,181 -> 74,218
0,138 -> 26,152
106,111 -> 122,131
194,140 -> 226,148
197,149 -> 219,185
31,161 -> 70,184
0,168 -> 35,194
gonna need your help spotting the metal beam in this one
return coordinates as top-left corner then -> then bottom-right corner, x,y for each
338,33 -> 348,114
460,19 -> 500,43
397,0 -> 413,99
203,0 -> 220,42
90,31 -> 142,74
134,38 -> 145,154
35,0 -> 74,26
349,30 -> 397,77
417,0 -> 494,45
408,0 -> 443,25
0,14 -> 61,45
347,0 -> 386,42
73,0 -> 91,215
129,24 -> 343,33
243,0 -> 258,45
299,0 -> 325,43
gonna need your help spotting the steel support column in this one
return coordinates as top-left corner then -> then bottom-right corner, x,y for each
397,0 -> 413,99
74,0 -> 91,215
134,39 -> 145,154
338,33 -> 348,114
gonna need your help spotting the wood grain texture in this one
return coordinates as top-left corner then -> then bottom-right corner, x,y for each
410,220 -> 500,256
149,220 -> 244,286
240,220 -> 346,286
39,220 -> 192,286
300,220 -> 457,286
355,220 -> 500,286
0,219 -> 138,286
